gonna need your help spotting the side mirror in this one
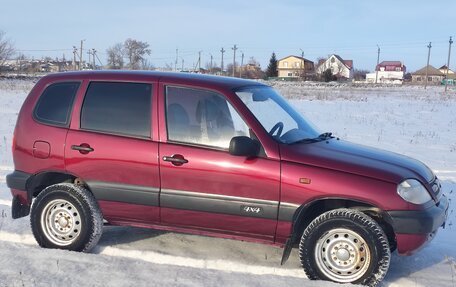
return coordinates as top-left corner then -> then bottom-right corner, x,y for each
229,136 -> 260,157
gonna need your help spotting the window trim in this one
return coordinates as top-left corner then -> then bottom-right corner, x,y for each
33,81 -> 81,128
79,81 -> 153,139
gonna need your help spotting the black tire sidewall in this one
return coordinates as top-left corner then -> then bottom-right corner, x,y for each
301,214 -> 387,285
31,186 -> 94,251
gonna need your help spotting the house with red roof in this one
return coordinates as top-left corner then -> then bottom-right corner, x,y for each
366,61 -> 406,84
315,54 -> 353,80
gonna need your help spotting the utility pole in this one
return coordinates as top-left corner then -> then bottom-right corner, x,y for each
210,54 -> 213,74
87,50 -> 91,69
181,58 -> 184,71
94,51 -> 103,68
79,39 -> 85,70
375,45 -> 380,84
198,51 -> 202,72
175,48 -> 178,72
92,49 -> 96,69
220,47 -> 225,75
232,44 -> 238,77
240,51 -> 244,78
72,46 -> 78,70
425,42 -> 432,89
300,48 -> 305,80
445,36 -> 453,92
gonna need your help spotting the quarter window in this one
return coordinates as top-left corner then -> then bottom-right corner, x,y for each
81,82 -> 152,138
34,82 -> 79,126
165,86 -> 249,149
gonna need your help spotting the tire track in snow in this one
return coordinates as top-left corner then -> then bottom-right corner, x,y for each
0,231 -> 306,279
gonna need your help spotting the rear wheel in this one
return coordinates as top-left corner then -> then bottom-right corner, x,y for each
299,209 -> 390,286
30,183 -> 103,252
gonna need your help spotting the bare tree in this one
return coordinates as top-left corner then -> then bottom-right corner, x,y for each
242,57 -> 264,79
123,38 -> 151,70
141,58 -> 155,70
353,69 -> 369,81
106,43 -> 124,69
15,53 -> 26,73
0,30 -> 16,72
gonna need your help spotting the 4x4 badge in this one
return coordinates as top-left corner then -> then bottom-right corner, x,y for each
241,205 -> 263,214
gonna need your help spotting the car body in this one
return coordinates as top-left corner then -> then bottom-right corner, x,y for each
6,71 -> 448,285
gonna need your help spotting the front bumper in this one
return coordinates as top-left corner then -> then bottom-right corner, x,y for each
387,195 -> 449,255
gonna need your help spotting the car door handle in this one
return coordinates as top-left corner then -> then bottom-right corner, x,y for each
163,155 -> 188,166
71,144 -> 94,154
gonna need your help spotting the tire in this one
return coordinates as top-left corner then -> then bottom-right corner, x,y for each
30,183 -> 103,252
299,209 -> 390,287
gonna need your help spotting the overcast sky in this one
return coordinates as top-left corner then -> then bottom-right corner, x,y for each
2,0 -> 455,72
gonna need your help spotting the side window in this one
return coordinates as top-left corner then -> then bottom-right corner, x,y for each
165,86 -> 249,149
81,82 -> 152,138
34,82 -> 79,126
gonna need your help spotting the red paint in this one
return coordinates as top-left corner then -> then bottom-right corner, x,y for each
11,189 -> 28,205
98,200 -> 159,224
160,207 -> 275,241
396,233 -> 429,255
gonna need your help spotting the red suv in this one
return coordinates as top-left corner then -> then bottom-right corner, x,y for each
7,71 -> 448,286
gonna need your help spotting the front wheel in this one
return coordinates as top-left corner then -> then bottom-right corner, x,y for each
30,183 -> 103,252
299,209 -> 390,286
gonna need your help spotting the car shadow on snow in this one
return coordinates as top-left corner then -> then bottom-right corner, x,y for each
96,225 -> 167,247
93,224 -> 301,270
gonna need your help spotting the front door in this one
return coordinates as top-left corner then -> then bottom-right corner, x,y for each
158,85 -> 280,241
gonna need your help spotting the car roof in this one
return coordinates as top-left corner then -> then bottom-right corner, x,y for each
41,70 -> 267,91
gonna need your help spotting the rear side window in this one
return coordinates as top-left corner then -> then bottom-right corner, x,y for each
34,82 -> 79,127
81,82 -> 152,138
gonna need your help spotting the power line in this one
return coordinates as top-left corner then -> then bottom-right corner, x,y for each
17,48 -> 72,52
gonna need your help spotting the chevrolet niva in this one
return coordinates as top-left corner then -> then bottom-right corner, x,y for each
7,71 -> 448,286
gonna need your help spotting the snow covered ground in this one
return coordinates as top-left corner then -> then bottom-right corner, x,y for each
0,79 -> 455,286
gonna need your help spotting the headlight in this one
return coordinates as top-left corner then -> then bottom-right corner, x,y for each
397,179 -> 432,204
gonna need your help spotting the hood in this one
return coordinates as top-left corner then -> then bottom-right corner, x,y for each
281,139 -> 434,184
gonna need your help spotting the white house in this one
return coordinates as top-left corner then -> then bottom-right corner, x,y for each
316,54 -> 353,80
366,61 -> 406,84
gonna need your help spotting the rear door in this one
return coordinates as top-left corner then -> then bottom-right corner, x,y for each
158,85 -> 280,241
65,80 -> 160,224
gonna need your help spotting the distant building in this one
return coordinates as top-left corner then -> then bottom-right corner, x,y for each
439,65 -> 456,85
439,65 -> 455,75
277,55 -> 314,80
411,65 -> 444,85
316,54 -> 353,80
0,58 -> 77,73
366,61 -> 406,84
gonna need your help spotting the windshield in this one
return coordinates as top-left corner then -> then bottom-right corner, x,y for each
235,86 -> 320,144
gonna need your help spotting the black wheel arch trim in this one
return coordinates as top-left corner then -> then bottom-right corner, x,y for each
7,170 -> 79,218
6,170 -> 31,192
7,170 -> 79,203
